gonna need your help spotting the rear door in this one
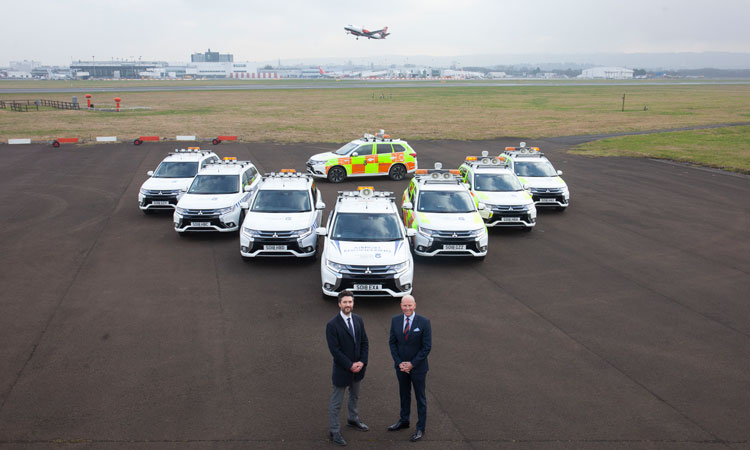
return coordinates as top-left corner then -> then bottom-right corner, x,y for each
350,143 -> 373,175
374,143 -> 394,175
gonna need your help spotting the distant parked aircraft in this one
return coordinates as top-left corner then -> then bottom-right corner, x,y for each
319,66 -> 359,78
344,25 -> 389,40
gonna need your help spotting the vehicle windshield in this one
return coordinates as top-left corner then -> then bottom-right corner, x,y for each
514,160 -> 558,177
251,190 -> 311,213
331,213 -> 403,241
417,191 -> 475,213
153,162 -> 199,178
474,173 -> 523,191
187,175 -> 238,194
334,142 -> 359,155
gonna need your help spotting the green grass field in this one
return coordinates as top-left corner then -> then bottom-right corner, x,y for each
571,126 -> 750,174
2,82 -> 749,172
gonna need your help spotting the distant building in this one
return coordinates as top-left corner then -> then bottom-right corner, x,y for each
10,60 -> 41,72
191,49 -> 233,63
70,60 -> 165,79
579,66 -> 634,79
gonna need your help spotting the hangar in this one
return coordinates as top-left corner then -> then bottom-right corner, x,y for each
579,66 -> 634,79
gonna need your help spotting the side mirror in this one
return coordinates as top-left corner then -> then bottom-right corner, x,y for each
147,170 -> 154,176
243,185 -> 252,192
402,201 -> 413,210
352,152 -> 359,157
316,227 -> 328,236
557,170 -> 563,176
522,184 -> 529,190
477,202 -> 486,211
406,228 -> 417,237
316,201 -> 326,210
240,202 -> 249,209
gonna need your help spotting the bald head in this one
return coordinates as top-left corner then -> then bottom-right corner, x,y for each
401,295 -> 416,317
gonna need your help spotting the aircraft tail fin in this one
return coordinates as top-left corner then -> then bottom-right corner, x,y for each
380,26 -> 389,38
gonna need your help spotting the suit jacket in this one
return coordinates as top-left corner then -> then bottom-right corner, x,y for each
389,314 -> 431,374
326,313 -> 369,387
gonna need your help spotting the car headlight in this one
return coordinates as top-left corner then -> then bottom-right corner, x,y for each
139,187 -> 148,195
216,205 -> 236,215
293,226 -> 314,239
243,227 -> 263,237
326,260 -> 347,273
308,159 -> 326,165
392,260 -> 409,272
175,207 -> 186,215
418,226 -> 438,237
468,228 -> 486,237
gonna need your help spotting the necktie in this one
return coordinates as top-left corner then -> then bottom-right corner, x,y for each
347,317 -> 355,339
404,317 -> 410,340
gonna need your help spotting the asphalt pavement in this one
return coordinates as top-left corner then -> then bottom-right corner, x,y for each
0,138 -> 748,449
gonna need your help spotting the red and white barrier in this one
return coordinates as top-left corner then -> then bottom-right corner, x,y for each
176,135 -> 196,141
9,138 -> 31,144
96,136 -> 118,142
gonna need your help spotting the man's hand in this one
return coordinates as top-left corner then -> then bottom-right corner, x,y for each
351,361 -> 364,373
399,361 -> 413,373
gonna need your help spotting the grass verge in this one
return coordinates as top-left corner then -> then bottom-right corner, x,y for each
569,126 -> 750,174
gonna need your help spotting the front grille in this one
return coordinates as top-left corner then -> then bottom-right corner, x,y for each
143,189 -> 181,196
433,230 -> 474,238
531,187 -> 563,194
343,265 -> 394,275
490,205 -> 529,212
182,209 -> 220,217
255,230 -> 297,239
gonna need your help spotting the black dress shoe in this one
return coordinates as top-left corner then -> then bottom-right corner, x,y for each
409,429 -> 424,442
347,419 -> 369,431
329,432 -> 347,446
387,420 -> 410,431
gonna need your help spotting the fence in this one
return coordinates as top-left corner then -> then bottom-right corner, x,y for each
0,99 -> 80,112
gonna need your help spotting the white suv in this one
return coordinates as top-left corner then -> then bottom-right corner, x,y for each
173,159 -> 260,234
239,171 -> 325,258
317,188 -> 416,298
502,143 -> 569,211
459,152 -> 537,230
402,165 -> 488,257
138,148 -> 219,213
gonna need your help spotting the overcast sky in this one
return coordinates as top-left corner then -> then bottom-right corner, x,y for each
3,0 -> 749,66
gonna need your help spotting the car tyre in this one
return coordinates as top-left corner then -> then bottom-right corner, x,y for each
327,166 -> 347,183
52,140 -> 60,148
134,139 -> 142,145
212,138 -> 221,145
388,164 -> 407,181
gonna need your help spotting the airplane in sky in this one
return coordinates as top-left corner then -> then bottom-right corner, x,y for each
344,25 -> 390,40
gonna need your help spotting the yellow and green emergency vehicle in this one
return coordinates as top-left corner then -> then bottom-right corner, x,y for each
401,164 -> 488,257
306,131 -> 418,183
501,143 -> 570,211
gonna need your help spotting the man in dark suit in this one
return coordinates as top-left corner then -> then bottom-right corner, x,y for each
388,295 -> 432,442
326,290 -> 369,446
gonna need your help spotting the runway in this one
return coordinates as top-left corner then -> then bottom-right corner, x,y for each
0,138 -> 748,449
2,79 -> 750,94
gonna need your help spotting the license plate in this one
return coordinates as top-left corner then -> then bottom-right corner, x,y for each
152,201 -> 169,205
191,221 -> 211,227
443,244 -> 466,250
539,198 -> 557,203
353,284 -> 382,291
501,217 -> 521,222
264,245 -> 287,251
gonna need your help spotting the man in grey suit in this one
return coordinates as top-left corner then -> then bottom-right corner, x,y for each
326,290 -> 369,446
388,295 -> 432,442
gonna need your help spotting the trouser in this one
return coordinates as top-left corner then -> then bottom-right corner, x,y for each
329,380 -> 361,433
396,370 -> 427,431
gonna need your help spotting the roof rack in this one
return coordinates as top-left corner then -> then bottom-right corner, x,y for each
463,151 -> 509,168
414,163 -> 462,184
359,129 -> 395,142
503,142 -> 543,156
263,171 -> 312,180
168,148 -> 212,156
337,189 -> 394,200
203,160 -> 253,168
